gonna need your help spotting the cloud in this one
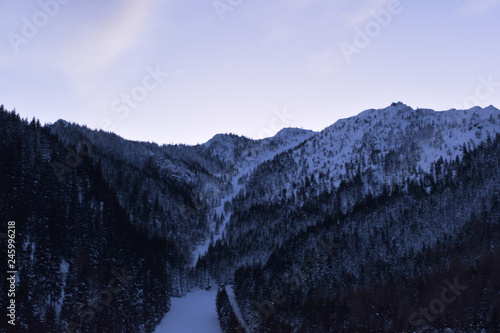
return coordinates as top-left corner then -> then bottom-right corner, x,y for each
456,0 -> 500,18
57,0 -> 157,92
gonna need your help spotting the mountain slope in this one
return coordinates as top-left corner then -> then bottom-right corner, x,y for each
196,103 -> 500,284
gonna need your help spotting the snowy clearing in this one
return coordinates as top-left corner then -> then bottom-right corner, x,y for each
153,289 -> 222,333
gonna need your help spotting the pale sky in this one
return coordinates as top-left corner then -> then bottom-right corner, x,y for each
1,0 -> 499,145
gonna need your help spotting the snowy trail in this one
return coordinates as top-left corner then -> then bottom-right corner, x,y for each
226,285 -> 249,332
153,289 -> 222,333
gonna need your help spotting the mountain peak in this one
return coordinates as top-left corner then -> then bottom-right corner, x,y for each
272,127 -> 316,140
389,101 -> 408,109
355,102 -> 412,120
203,133 -> 250,147
483,105 -> 500,112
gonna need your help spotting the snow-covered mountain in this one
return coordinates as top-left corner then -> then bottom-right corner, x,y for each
2,102 -> 500,332
50,102 -> 500,267
195,103 -> 500,333
192,102 -> 500,272
227,102 -> 500,205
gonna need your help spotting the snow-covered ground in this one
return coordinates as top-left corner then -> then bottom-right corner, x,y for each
153,288 -> 222,333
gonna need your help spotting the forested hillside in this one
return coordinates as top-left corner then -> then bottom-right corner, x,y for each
227,135 -> 500,332
0,107 -> 176,332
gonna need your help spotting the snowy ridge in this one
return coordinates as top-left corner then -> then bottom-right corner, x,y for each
230,102 -> 500,206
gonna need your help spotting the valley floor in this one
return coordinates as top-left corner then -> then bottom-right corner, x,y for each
153,288 -> 222,333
